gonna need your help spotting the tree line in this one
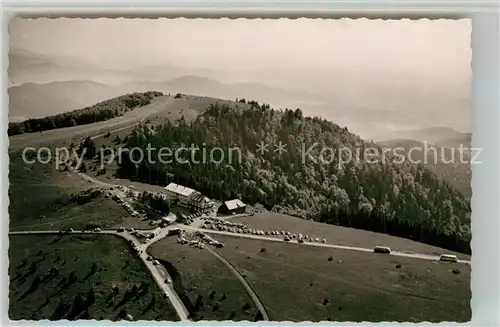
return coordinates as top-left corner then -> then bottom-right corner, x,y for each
116,101 -> 471,254
8,91 -> 163,136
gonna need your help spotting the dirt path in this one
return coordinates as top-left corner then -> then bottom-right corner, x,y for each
204,246 -> 270,321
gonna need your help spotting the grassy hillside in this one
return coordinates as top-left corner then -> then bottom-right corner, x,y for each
213,235 -> 470,322
8,91 -> 163,136
9,234 -> 179,321
117,101 -> 471,254
8,149 -> 131,231
148,237 -> 260,321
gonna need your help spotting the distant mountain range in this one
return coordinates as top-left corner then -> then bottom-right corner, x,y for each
119,76 -> 325,107
8,47 -> 471,142
8,77 -> 471,144
374,127 -> 471,149
9,48 -> 135,86
8,76 -> 324,121
8,81 -> 131,120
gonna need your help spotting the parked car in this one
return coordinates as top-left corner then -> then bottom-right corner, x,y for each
439,254 -> 458,263
373,246 -> 391,254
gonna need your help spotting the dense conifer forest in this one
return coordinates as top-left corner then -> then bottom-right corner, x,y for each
116,101 -> 471,254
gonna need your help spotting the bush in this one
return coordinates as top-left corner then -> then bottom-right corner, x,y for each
70,189 -> 101,205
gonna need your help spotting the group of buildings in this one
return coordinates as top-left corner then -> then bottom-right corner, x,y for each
163,182 -> 246,215
164,183 -> 214,214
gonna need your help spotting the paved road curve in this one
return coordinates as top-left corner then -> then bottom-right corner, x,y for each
10,223 -> 470,323
10,227 -> 471,265
9,96 -> 471,323
181,226 -> 471,265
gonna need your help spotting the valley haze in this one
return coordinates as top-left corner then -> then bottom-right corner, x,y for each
9,18 -> 471,141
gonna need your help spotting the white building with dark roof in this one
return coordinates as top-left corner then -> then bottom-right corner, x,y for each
219,199 -> 246,215
165,183 -> 196,203
164,182 -> 213,213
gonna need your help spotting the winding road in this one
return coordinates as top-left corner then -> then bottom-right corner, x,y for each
9,95 -> 471,322
10,226 -> 471,264
10,218 -> 470,322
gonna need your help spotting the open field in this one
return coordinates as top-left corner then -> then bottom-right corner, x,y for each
9,234 -> 179,321
148,236 -> 260,321
233,212 -> 470,259
212,234 -> 471,322
142,94 -> 252,124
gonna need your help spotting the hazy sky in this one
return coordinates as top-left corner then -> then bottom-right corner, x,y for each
10,18 -> 471,83
9,18 -> 472,133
